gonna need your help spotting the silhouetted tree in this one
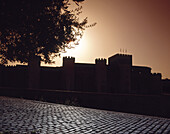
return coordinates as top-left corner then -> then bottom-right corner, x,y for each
0,0 -> 91,64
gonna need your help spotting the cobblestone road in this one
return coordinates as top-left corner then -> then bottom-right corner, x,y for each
0,97 -> 170,134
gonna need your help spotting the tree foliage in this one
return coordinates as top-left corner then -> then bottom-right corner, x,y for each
0,0 -> 90,64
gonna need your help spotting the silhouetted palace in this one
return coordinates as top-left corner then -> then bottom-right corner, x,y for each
0,53 -> 169,95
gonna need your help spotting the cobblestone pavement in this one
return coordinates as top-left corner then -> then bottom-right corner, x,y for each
0,97 -> 170,134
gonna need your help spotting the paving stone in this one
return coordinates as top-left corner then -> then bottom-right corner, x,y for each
0,96 -> 170,133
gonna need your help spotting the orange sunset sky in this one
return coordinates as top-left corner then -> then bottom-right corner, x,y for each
51,0 -> 170,79
5,0 -> 170,78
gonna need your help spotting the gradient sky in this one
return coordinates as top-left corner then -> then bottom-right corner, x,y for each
50,0 -> 170,79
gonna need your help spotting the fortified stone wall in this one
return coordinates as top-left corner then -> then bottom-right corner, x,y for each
75,63 -> 95,92
0,53 -> 164,95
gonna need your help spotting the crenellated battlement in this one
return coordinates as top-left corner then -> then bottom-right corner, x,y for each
63,56 -> 75,60
63,56 -> 75,62
63,56 -> 75,67
152,73 -> 162,78
5,65 -> 16,67
114,53 -> 132,57
4,65 -> 17,69
95,58 -> 107,65
108,53 -> 132,66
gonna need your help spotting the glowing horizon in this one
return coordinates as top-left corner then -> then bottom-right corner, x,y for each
58,0 -> 170,79
8,0 -> 170,79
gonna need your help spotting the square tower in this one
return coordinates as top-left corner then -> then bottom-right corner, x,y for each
63,57 -> 75,90
108,54 -> 132,93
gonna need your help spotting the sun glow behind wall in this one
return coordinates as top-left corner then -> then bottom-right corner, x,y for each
7,0 -> 170,79
45,31 -> 94,67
